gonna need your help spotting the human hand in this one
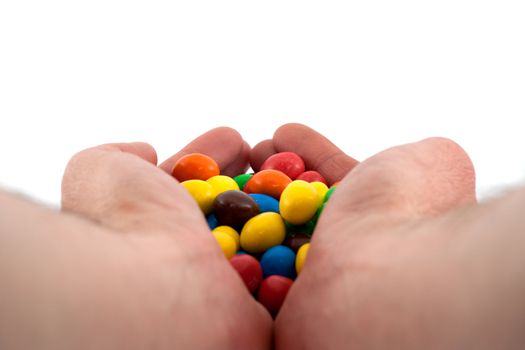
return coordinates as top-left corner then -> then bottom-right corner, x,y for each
0,128 -> 271,349
253,124 -> 525,349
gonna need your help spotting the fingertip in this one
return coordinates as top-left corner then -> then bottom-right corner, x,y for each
417,137 -> 477,203
273,123 -> 310,144
222,140 -> 251,176
159,127 -> 247,175
119,142 -> 158,165
272,124 -> 358,185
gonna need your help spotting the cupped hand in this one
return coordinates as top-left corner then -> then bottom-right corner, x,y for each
60,127 -> 271,349
252,123 -> 487,349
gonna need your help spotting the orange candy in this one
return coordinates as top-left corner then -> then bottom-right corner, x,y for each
244,169 -> 292,199
172,153 -> 220,182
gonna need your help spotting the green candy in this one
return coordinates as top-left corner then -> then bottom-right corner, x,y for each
233,173 -> 253,191
323,186 -> 336,203
285,220 -> 315,237
313,202 -> 326,224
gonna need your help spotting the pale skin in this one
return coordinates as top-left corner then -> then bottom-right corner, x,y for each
1,123 -> 524,349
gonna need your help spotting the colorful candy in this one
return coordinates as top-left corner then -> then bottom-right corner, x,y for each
248,193 -> 280,213
233,173 -> 253,190
244,169 -> 292,199
296,170 -> 327,184
260,152 -> 305,180
212,230 -> 237,259
280,180 -> 321,225
173,150 -> 340,317
213,225 -> 240,251
180,180 -> 215,214
257,275 -> 294,317
172,153 -> 220,182
207,175 -> 240,195
295,243 -> 310,274
213,190 -> 259,228
260,245 -> 296,279
230,254 -> 263,294
283,233 -> 311,252
240,212 -> 286,253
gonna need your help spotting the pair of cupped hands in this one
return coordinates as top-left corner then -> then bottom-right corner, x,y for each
58,123 -> 479,349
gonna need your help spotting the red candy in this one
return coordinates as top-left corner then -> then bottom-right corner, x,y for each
230,254 -> 263,294
244,169 -> 292,199
260,152 -> 305,180
296,170 -> 327,185
256,275 -> 294,317
171,153 -> 220,182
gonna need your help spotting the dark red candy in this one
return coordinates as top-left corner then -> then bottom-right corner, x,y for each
283,234 -> 311,252
213,190 -> 259,228
296,170 -> 327,184
230,254 -> 263,294
260,152 -> 305,180
257,275 -> 294,317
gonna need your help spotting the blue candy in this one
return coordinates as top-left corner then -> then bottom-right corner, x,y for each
260,245 -> 296,279
248,193 -> 280,213
206,213 -> 219,230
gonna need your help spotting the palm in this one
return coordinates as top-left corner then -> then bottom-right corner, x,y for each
61,128 -> 270,349
251,124 -> 476,349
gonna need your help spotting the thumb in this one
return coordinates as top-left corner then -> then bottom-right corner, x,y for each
61,142 -> 205,235
317,137 -> 476,238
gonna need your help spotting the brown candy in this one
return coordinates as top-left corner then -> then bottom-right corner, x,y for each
213,190 -> 260,229
283,233 -> 311,252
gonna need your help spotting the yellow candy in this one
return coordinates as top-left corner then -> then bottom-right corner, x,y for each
206,175 -> 240,196
311,181 -> 329,204
212,231 -> 237,258
240,212 -> 285,253
180,179 -> 215,214
213,225 -> 240,251
280,180 -> 320,225
295,243 -> 310,274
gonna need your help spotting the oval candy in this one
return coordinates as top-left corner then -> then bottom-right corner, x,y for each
172,153 -> 220,182
260,152 -> 305,180
213,190 -> 259,228
244,169 -> 292,199
248,193 -> 280,213
240,212 -> 286,253
280,180 -> 321,225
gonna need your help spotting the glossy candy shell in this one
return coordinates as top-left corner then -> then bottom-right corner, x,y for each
260,245 -> 296,279
244,169 -> 292,199
206,175 -> 239,196
233,173 -> 253,190
229,254 -> 263,294
212,231 -> 237,258
296,170 -> 327,184
280,180 -> 321,225
172,153 -> 220,182
240,212 -> 286,253
213,226 -> 240,251
248,193 -> 280,213
283,234 -> 311,252
180,180 -> 215,214
257,276 -> 294,317
295,243 -> 310,274
213,190 -> 259,228
260,152 -> 305,180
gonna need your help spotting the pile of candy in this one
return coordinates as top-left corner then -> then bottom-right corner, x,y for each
172,151 -> 336,317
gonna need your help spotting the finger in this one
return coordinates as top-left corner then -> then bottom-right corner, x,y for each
62,142 -> 206,235
272,123 -> 359,185
159,127 -> 249,176
249,139 -> 276,172
318,137 -> 477,236
221,140 -> 251,177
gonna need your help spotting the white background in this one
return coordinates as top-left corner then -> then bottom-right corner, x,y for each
1,0 -> 524,207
